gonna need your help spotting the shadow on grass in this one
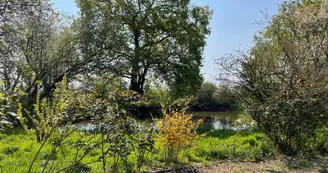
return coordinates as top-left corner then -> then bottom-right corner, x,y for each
1,127 -> 27,135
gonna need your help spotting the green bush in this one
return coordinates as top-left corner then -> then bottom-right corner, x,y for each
219,0 -> 328,155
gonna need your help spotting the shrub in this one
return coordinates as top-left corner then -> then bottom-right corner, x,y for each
156,102 -> 201,165
219,1 -> 328,155
18,76 -> 73,142
95,90 -> 155,172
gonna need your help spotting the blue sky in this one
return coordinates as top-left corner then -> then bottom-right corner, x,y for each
52,0 -> 284,83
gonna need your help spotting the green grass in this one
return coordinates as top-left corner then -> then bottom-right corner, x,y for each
0,128 -> 277,173
182,130 -> 277,163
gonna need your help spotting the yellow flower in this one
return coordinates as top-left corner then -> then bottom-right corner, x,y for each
198,119 -> 203,124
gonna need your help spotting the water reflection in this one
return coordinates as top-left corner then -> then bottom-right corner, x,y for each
193,112 -> 241,130
77,112 -> 245,132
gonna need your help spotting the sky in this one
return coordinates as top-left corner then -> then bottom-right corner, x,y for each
51,0 -> 284,83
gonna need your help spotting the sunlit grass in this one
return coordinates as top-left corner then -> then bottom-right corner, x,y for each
0,128 -> 277,172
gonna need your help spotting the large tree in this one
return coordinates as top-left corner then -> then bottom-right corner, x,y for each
0,0 -> 108,128
218,0 -> 328,155
76,0 -> 212,96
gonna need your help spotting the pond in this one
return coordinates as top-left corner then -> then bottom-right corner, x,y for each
193,112 -> 242,131
77,111 -> 243,132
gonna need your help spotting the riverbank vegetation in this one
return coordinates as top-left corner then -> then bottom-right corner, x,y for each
1,0 -> 328,172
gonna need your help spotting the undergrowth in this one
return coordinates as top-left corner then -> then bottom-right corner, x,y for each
0,128 -> 277,172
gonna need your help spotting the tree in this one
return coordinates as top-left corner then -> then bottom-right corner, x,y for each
218,0 -> 328,155
0,0 -> 40,93
76,0 -> 212,96
0,0 -> 40,36
0,0 -> 109,128
196,82 -> 217,104
194,82 -> 241,111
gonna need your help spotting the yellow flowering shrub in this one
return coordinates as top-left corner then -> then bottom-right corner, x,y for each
156,103 -> 202,165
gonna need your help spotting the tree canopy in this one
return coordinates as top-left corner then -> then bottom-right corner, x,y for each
76,0 -> 212,96
0,0 -> 212,128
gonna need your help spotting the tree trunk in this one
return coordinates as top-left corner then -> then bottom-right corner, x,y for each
129,66 -> 145,94
129,81 -> 144,94
130,29 -> 145,94
129,63 -> 148,95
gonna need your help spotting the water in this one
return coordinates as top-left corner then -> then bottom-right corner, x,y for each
77,112 -> 243,132
193,112 -> 241,130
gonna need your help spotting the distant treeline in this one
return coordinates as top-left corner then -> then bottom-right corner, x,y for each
190,82 -> 242,112
130,82 -> 242,119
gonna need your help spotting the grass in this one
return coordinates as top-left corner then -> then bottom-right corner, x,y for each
0,128 -> 277,173
183,130 -> 277,163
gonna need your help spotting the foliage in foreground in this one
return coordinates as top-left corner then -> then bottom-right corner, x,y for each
0,128 -> 278,173
0,79 -> 279,172
8,77 -> 156,172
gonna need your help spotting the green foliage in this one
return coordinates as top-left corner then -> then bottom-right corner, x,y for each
196,82 -> 218,104
0,127 -> 280,172
184,130 -> 277,162
0,88 -> 157,173
76,0 -> 212,95
219,0 -> 328,155
94,90 -> 155,172
193,82 -> 242,111
142,86 -> 171,106
0,0 -> 98,128
30,76 -> 71,142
